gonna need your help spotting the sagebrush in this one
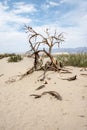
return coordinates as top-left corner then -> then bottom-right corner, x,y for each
8,55 -> 23,62
56,53 -> 87,67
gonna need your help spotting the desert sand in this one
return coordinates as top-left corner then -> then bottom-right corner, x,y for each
0,57 -> 87,130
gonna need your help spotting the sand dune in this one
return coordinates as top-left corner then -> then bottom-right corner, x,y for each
0,57 -> 87,130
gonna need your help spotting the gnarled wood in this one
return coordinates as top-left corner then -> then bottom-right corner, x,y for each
30,91 -> 62,100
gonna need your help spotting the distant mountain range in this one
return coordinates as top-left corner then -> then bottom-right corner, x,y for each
52,47 -> 87,54
26,47 -> 87,54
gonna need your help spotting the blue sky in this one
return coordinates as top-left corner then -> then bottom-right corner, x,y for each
0,0 -> 87,53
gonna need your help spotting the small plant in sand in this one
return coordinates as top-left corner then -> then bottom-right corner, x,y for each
8,55 -> 23,62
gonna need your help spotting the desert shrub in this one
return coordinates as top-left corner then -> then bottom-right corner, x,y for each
56,53 -> 87,67
0,53 -> 16,59
0,54 -> 4,59
56,54 -> 69,66
8,55 -> 23,62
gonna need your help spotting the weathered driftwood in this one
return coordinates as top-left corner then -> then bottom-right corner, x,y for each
30,91 -> 62,100
59,75 -> 77,81
67,75 -> 77,81
36,85 -> 45,90
80,73 -> 87,76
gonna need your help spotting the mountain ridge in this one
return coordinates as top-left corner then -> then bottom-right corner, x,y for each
52,47 -> 87,53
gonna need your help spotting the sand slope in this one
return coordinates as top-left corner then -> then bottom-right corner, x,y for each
0,57 -> 87,130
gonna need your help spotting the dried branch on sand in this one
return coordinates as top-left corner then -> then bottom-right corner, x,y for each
80,73 -> 87,76
58,75 -> 77,81
36,85 -> 45,90
30,91 -> 62,100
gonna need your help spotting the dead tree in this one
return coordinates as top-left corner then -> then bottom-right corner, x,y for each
21,25 -> 65,79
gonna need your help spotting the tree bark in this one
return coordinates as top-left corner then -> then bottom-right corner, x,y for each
34,52 -> 40,70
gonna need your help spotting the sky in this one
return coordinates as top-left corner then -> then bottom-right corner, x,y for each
0,0 -> 87,53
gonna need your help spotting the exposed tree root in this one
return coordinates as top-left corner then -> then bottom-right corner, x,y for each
30,91 -> 62,100
19,66 -> 35,80
5,62 -> 72,84
25,60 -> 70,81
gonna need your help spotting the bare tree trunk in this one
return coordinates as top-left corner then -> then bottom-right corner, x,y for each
34,52 -> 40,70
49,46 -> 52,54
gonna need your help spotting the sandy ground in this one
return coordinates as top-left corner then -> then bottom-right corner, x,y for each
0,57 -> 87,130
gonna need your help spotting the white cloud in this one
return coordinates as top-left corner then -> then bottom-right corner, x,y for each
3,0 -> 10,5
12,2 -> 37,14
0,2 -> 9,10
32,20 -> 87,48
0,0 -> 87,53
48,1 -> 59,7
41,0 -> 59,10
0,2 -> 33,32
39,0 -> 87,48
0,1 -> 34,52
0,32 -> 29,53
60,0 -> 79,4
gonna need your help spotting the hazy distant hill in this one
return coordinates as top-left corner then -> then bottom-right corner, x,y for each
26,47 -> 87,54
52,47 -> 87,54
